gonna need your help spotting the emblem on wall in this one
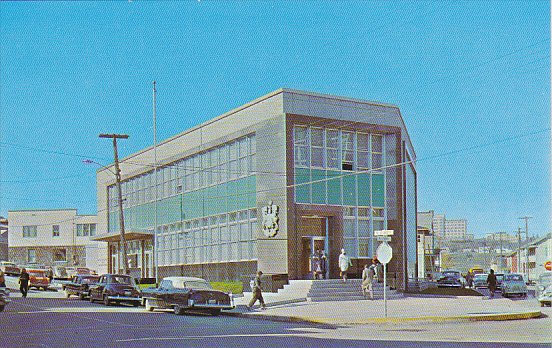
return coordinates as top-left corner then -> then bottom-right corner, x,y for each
261,201 -> 279,238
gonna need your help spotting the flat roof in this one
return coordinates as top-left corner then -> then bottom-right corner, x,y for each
100,88 -> 412,173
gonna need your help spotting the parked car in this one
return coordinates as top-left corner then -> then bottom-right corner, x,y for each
141,276 -> 235,316
64,275 -> 100,300
52,266 -> 69,280
0,287 -> 10,312
0,261 -> 20,276
89,274 -> 141,306
495,273 -> 504,291
437,270 -> 465,288
65,267 -> 91,279
536,272 -> 552,307
27,269 -> 50,291
473,273 -> 489,289
501,273 -> 528,298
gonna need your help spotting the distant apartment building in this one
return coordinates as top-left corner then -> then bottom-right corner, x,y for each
431,213 -> 467,241
7,209 -> 107,273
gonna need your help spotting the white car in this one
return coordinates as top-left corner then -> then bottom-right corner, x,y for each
537,272 -> 552,307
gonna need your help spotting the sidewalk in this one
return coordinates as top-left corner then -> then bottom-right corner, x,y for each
228,294 -> 544,325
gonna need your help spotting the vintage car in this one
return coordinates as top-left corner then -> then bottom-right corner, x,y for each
53,266 -> 69,280
536,272 -> 552,307
495,273 -> 504,291
501,273 -> 528,298
64,274 -> 100,300
473,273 -> 489,289
437,270 -> 465,288
141,277 -> 234,316
0,261 -> 20,276
28,269 -> 50,291
89,274 -> 141,306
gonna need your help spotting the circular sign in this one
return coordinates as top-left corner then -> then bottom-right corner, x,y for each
545,261 -> 552,271
376,242 -> 393,264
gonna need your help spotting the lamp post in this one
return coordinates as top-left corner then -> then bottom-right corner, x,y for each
97,133 -> 130,275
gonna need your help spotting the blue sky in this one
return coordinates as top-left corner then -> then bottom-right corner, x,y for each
0,1 -> 549,238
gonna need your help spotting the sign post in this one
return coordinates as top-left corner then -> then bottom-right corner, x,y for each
375,229 -> 393,318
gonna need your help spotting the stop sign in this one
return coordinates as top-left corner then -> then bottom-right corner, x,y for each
376,242 -> 393,264
545,261 -> 552,271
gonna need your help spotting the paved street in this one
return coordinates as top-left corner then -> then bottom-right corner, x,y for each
1,293 -> 550,348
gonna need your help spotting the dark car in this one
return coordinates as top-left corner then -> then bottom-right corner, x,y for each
141,276 -> 234,316
437,270 -> 465,288
89,274 -> 141,306
63,275 -> 100,300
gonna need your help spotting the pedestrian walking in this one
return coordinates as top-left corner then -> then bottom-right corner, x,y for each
311,254 -> 321,280
0,270 -> 6,287
46,267 -> 54,282
487,269 -> 497,299
466,271 -> 473,288
338,249 -> 352,282
319,249 -> 327,280
361,264 -> 375,299
246,271 -> 266,310
375,260 -> 384,283
19,268 -> 30,298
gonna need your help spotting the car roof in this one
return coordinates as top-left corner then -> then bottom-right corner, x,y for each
162,277 -> 207,282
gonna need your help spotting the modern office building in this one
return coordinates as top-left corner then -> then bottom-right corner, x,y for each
432,213 -> 468,241
94,88 -> 417,289
7,209 -> 105,272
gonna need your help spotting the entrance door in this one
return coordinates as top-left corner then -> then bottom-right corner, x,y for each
299,216 -> 328,279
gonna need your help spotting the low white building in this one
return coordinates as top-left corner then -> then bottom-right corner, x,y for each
506,233 -> 551,282
7,209 -> 107,273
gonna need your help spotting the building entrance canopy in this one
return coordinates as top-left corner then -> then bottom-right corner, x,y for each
91,230 -> 154,243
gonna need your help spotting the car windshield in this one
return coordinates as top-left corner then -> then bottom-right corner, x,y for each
109,276 -> 135,285
443,271 -> 459,276
496,274 -> 504,281
505,275 -> 523,282
177,280 -> 213,290
82,276 -> 100,284
474,274 -> 487,280
29,271 -> 45,277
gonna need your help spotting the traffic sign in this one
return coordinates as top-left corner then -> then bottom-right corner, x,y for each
376,242 -> 393,264
376,236 -> 392,242
545,261 -> 552,271
374,229 -> 394,236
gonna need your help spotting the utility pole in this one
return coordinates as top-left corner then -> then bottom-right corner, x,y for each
519,216 -> 532,282
517,227 -> 522,275
153,81 -> 159,284
100,133 -> 129,275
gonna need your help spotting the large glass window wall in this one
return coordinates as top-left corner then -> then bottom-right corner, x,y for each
107,134 -> 257,264
293,125 -> 388,258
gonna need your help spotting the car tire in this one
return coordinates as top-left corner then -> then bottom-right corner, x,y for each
145,299 -> 154,312
89,295 -> 95,303
0,304 -> 4,312
210,309 -> 221,316
174,305 -> 185,315
79,293 -> 85,300
65,291 -> 71,298
540,302 -> 545,307
132,301 -> 140,307
103,295 -> 111,306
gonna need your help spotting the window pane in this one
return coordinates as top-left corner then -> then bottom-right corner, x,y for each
372,153 -> 382,170
372,135 -> 383,153
311,147 -> 324,167
294,127 -> 308,145
327,149 -> 339,169
311,128 -> 323,147
343,239 -> 357,258
326,129 -> 339,148
357,133 -> 369,151
358,219 -> 370,238
343,219 -> 356,237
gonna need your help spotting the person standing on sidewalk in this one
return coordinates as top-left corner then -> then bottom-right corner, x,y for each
247,271 -> 266,310
0,270 -> 6,287
487,269 -> 497,299
338,249 -> 352,282
361,264 -> 375,299
19,268 -> 30,298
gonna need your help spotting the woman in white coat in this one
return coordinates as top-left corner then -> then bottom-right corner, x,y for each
338,248 -> 352,282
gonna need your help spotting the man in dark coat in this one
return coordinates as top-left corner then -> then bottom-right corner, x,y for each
246,271 -> 266,310
19,268 -> 30,298
486,269 -> 497,298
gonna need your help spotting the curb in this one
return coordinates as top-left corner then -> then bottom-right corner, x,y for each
223,310 -> 543,325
